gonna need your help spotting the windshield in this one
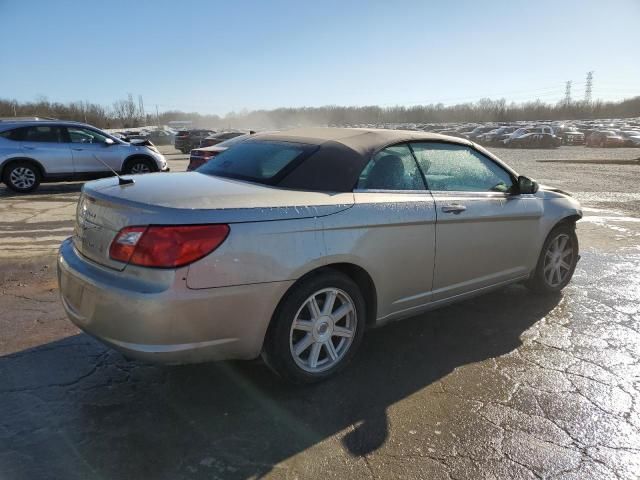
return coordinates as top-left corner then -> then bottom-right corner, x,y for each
196,140 -> 318,184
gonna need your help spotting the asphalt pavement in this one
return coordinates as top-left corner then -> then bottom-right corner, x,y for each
1,145 -> 639,479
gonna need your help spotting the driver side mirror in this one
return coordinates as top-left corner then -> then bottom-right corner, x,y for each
104,138 -> 115,146
516,175 -> 539,194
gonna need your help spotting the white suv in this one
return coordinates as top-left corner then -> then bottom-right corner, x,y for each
0,119 -> 168,192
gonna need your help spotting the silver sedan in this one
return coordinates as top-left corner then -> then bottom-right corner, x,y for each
58,128 -> 582,383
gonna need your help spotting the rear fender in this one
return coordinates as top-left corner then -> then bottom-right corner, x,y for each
0,157 -> 47,177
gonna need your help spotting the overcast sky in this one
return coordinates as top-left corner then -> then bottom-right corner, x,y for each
0,0 -> 638,115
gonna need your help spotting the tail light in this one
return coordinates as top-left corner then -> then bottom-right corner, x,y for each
109,224 -> 230,268
187,150 -> 219,171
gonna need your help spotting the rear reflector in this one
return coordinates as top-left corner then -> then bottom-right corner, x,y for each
109,224 -> 230,268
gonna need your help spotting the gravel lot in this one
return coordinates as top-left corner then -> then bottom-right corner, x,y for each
1,145 -> 639,479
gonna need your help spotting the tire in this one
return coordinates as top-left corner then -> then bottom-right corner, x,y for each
123,157 -> 154,175
2,160 -> 41,193
262,270 -> 366,384
526,224 -> 579,294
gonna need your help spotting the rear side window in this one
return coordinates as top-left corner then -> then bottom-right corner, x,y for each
0,129 -> 21,141
26,126 -> 64,142
197,140 -> 317,184
1,126 -> 64,142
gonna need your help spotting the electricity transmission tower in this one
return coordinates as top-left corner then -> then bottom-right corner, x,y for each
564,81 -> 572,106
585,71 -> 594,104
138,95 -> 145,123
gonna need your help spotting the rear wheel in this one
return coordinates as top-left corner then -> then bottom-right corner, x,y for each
526,224 -> 578,294
262,270 -> 366,384
2,161 -> 41,193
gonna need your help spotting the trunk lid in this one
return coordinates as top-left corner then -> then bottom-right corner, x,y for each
73,173 -> 354,270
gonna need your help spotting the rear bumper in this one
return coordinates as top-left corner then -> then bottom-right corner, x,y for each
57,238 -> 293,364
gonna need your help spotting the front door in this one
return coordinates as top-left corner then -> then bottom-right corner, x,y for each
64,127 -> 123,173
410,142 -> 542,301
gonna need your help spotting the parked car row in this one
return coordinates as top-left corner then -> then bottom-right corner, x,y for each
113,128 -> 176,145
339,118 -> 640,149
174,129 -> 216,153
174,129 -> 250,153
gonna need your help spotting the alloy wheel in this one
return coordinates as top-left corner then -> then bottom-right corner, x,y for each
289,287 -> 357,373
9,167 -> 36,189
543,233 -> 574,287
130,162 -> 151,174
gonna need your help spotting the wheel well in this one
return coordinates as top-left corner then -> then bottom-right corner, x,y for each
1,158 -> 45,179
123,155 -> 157,172
555,214 -> 581,229
302,263 -> 378,328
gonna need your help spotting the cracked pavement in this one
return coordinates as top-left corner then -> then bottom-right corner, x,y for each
1,146 -> 639,479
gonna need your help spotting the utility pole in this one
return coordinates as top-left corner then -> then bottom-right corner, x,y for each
585,71 -> 594,104
156,104 -> 160,127
564,80 -> 572,106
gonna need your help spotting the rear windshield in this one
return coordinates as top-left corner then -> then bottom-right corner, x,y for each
197,140 -> 318,185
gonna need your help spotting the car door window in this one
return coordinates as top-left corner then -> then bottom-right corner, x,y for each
21,126 -> 64,143
357,144 -> 425,190
67,127 -> 108,144
410,142 -> 514,193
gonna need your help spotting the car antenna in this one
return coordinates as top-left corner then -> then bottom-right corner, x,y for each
92,154 -> 135,185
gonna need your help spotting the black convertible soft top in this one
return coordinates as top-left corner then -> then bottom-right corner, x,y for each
242,127 -> 512,192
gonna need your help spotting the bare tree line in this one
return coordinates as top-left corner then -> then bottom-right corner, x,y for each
1,95 -> 639,130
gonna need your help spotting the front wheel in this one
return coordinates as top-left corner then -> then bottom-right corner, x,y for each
526,224 -> 579,294
262,270 -> 366,384
123,158 -> 154,175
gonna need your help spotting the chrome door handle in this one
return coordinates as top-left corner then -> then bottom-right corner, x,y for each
441,204 -> 466,214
